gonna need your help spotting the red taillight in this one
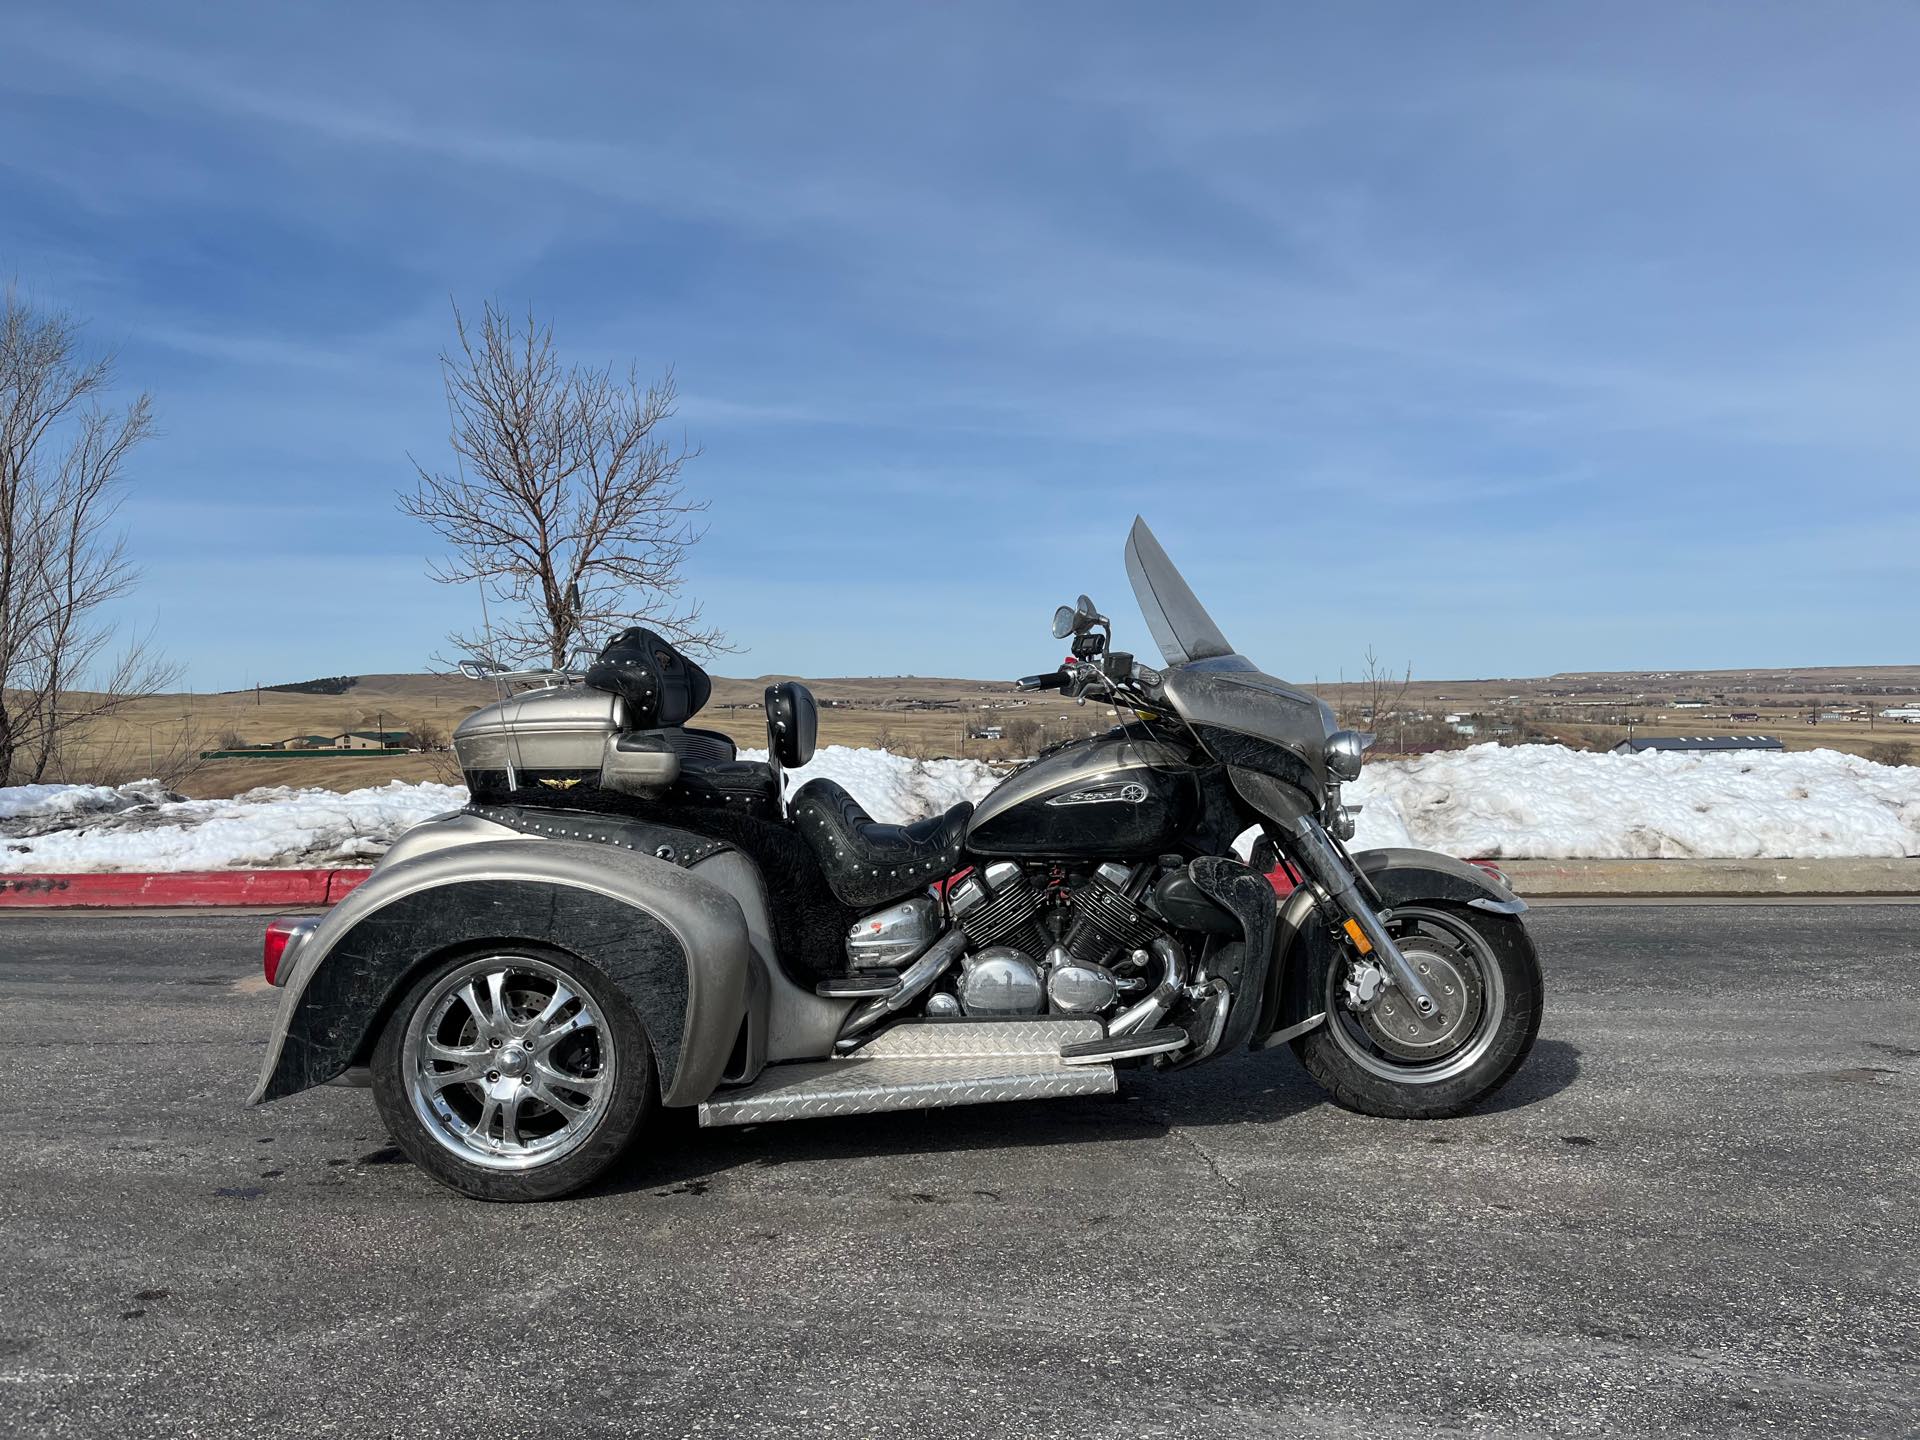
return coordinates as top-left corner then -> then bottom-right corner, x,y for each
262,917 -> 315,987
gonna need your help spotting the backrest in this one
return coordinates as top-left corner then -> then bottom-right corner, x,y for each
765,681 -> 818,769
585,627 -> 712,729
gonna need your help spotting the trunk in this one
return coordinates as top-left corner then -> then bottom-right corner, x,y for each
0,696 -> 16,788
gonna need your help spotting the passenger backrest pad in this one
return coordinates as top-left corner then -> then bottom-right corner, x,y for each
765,681 -> 818,768
586,627 -> 713,728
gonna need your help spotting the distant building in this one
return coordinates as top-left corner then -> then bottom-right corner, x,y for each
1880,708 -> 1920,724
332,730 -> 413,751
276,734 -> 336,750
1611,735 -> 1785,756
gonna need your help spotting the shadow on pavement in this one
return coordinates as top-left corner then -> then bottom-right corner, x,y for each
1477,1038 -> 1581,1114
586,1036 -> 1579,1196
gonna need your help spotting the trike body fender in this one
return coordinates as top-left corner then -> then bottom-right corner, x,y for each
250,818 -> 754,1108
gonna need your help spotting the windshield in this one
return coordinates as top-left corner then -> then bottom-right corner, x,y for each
1124,517 -> 1238,668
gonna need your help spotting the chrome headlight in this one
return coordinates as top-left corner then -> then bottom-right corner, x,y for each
1326,729 -> 1368,781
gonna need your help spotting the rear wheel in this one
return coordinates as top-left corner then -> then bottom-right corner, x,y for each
372,945 -> 655,1201
1292,903 -> 1542,1119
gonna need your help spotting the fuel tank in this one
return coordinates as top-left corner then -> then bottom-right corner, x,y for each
965,734 -> 1198,860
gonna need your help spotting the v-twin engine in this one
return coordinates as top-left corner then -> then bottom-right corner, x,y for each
944,860 -> 1164,1019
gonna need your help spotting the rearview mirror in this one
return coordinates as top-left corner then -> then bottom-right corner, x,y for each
1052,605 -> 1078,639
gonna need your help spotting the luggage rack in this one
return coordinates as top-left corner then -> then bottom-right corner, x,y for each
458,657 -> 593,690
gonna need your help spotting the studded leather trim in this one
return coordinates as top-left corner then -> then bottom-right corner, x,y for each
465,803 -> 734,867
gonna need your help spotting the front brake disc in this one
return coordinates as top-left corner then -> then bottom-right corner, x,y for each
1359,939 -> 1484,1062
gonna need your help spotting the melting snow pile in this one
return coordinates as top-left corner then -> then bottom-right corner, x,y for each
3,743 -> 1917,873
0,780 -> 466,874
741,745 -> 1001,826
1349,744 -> 1920,859
0,748 -> 1001,874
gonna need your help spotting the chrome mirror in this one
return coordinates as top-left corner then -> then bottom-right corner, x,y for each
1051,605 -> 1078,639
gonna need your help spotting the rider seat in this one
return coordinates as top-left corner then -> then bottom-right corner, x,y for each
762,679 -> 972,906
792,779 -> 973,908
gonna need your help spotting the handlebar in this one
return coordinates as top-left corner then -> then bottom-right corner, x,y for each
1016,670 -> 1070,693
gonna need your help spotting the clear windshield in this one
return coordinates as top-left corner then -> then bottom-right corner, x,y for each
1124,517 -> 1238,668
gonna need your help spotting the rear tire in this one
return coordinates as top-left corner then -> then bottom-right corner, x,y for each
1292,903 -> 1542,1120
372,944 -> 656,1201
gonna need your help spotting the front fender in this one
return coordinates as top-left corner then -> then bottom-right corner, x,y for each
1352,847 -> 1527,916
1251,846 -> 1524,1050
250,835 -> 751,1109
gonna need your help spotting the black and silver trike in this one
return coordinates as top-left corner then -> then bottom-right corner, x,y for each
252,519 -> 1543,1201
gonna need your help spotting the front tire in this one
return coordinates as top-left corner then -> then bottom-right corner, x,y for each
1292,903 -> 1542,1119
372,944 -> 656,1201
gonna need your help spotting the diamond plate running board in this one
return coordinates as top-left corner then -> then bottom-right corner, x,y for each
697,1019 -> 1115,1128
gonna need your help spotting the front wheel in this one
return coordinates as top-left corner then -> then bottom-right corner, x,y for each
371,945 -> 656,1201
1292,903 -> 1542,1119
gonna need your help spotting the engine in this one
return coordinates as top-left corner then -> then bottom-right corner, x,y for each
943,860 -> 1168,1018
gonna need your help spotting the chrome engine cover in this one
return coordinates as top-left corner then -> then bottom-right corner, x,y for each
846,895 -> 941,971
1045,957 -> 1119,1014
956,945 -> 1046,1016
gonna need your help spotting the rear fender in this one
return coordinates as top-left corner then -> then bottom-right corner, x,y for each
1251,846 -> 1525,1050
250,834 -> 751,1109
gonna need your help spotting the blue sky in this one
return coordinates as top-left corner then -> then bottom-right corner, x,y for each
5,3 -> 1917,690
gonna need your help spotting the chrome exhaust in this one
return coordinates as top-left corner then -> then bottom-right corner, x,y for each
1106,934 -> 1188,1037
837,928 -> 968,1041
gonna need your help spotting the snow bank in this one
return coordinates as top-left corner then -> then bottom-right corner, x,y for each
0,780 -> 465,874
1349,744 -> 1920,860
0,748 -> 997,874
0,779 -> 179,824
743,745 -> 1001,826
4,742 -> 1917,873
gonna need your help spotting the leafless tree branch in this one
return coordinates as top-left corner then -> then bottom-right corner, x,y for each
1,285 -> 178,785
400,300 -> 726,672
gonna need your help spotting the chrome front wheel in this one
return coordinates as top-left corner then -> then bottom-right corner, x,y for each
373,946 -> 654,1201
1292,902 -> 1543,1119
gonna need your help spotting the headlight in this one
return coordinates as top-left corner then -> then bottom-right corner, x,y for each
1326,729 -> 1367,781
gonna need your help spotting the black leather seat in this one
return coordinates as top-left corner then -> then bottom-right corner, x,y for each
792,778 -> 973,908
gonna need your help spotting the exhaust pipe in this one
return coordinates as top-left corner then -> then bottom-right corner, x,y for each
1106,934 -> 1188,1037
837,928 -> 968,1041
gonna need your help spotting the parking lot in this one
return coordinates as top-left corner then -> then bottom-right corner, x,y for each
1,905 -> 1915,1438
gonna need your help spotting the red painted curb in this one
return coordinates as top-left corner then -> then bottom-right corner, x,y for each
0,868 -> 374,910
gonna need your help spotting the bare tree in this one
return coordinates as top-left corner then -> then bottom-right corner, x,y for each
401,301 -> 724,671
1,288 -> 177,786
1336,646 -> 1413,750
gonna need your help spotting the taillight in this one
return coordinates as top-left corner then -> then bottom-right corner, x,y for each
263,917 -> 318,987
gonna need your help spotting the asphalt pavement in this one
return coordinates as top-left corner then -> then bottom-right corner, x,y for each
0,907 -> 1914,1439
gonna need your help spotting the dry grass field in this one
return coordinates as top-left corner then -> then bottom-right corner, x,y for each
51,671 -> 1106,799
32,662 -> 1920,799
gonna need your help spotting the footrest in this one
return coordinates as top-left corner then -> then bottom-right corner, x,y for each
699,1018 -> 1115,1128
1060,1026 -> 1188,1065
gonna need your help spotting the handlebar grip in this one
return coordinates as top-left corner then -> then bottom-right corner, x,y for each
1017,670 -> 1069,692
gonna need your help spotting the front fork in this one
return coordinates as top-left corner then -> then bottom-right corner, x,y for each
1279,814 -> 1441,1019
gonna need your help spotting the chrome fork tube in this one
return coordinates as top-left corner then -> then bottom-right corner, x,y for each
1107,934 -> 1189,1037
1283,814 -> 1441,1018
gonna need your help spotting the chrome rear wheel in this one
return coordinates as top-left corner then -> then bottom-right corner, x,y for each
373,945 -> 654,1201
403,954 -> 616,1171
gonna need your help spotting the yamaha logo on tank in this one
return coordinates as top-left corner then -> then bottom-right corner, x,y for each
1046,781 -> 1150,807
